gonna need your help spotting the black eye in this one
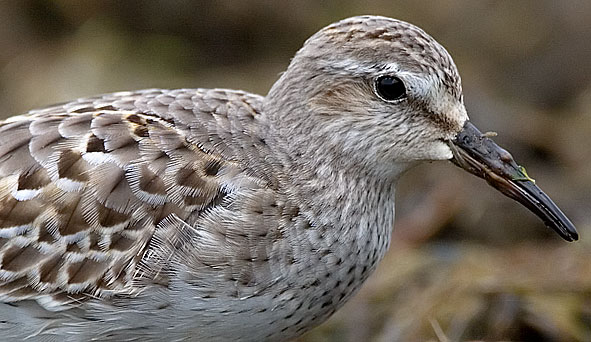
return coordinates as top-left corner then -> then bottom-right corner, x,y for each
374,76 -> 406,102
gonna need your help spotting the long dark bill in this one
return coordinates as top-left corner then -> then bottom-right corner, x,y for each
449,121 -> 578,242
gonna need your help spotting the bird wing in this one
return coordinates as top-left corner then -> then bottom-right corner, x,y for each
0,88 -> 269,310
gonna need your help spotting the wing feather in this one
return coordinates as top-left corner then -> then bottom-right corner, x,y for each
0,88 -> 268,310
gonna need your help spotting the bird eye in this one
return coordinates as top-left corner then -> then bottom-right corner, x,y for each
374,76 -> 406,102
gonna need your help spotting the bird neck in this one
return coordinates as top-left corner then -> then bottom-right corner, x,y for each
261,69 -> 412,247
261,101 -> 404,235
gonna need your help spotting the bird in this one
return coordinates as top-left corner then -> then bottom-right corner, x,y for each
0,15 -> 578,341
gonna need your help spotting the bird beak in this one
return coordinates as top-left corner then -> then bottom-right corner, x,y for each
448,121 -> 579,242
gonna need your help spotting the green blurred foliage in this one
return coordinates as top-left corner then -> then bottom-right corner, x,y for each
0,1 -> 589,341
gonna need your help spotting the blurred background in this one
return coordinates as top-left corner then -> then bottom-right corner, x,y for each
0,1 -> 590,341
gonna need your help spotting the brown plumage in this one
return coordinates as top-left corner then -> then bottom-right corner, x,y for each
0,88 -> 269,301
0,15 -> 576,341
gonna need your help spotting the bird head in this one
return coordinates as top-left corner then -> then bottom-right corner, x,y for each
266,15 -> 578,241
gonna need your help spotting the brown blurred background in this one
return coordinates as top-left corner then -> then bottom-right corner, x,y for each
0,1 -> 590,341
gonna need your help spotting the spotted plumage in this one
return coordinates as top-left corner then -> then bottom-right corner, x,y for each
0,89 -> 262,300
0,15 -> 577,341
